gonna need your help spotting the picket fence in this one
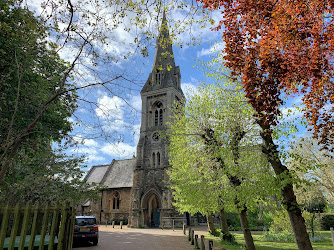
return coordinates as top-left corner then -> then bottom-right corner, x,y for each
0,201 -> 75,250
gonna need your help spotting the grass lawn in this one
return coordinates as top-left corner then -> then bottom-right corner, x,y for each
206,231 -> 333,250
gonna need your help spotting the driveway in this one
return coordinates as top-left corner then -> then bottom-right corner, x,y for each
73,225 -> 210,250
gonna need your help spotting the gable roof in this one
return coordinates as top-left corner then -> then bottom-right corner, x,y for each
85,164 -> 109,184
84,158 -> 136,188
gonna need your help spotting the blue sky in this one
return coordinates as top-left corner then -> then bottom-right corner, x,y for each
68,39 -> 220,171
25,0 -> 308,173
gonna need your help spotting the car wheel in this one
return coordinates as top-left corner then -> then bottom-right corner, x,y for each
92,239 -> 98,245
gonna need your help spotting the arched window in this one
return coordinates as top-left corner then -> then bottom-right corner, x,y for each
153,102 -> 163,126
152,153 -> 156,167
111,192 -> 120,210
157,152 -> 160,166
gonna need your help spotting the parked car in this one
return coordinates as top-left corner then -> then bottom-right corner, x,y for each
73,216 -> 99,245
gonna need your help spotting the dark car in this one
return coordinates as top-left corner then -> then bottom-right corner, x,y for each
73,216 -> 99,245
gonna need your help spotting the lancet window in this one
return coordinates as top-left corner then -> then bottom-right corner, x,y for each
153,102 -> 163,126
156,70 -> 162,85
152,152 -> 161,167
111,192 -> 120,210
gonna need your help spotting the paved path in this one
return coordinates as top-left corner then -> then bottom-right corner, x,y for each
73,225 -> 212,250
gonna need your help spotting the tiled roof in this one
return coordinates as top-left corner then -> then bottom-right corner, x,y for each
84,158 -> 136,188
103,158 -> 135,188
84,165 -> 109,184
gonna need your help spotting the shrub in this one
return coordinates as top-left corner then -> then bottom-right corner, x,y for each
220,232 -> 236,243
321,215 -> 334,230
226,213 -> 240,230
269,210 -> 293,234
263,232 -> 295,242
309,235 -> 328,242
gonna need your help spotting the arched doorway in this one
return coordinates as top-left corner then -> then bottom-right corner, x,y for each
148,195 -> 160,227
142,190 -> 161,227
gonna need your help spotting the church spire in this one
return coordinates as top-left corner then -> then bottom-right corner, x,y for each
152,11 -> 175,71
141,11 -> 182,94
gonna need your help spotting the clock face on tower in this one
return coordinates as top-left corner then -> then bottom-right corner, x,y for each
152,132 -> 160,141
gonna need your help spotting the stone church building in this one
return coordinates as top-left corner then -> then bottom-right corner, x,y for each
81,13 -> 188,228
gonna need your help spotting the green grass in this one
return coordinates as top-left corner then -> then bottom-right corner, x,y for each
206,231 -> 333,250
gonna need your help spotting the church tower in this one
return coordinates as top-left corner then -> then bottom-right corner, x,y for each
129,13 -> 185,228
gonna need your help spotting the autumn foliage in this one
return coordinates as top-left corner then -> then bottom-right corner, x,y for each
199,0 -> 334,151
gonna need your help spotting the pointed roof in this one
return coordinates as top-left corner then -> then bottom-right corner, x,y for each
141,12 -> 183,94
152,11 -> 175,71
84,158 -> 136,188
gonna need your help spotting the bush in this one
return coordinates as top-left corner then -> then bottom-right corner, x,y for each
226,213 -> 240,231
309,234 -> 328,242
269,210 -> 293,234
263,232 -> 295,242
220,232 -> 236,243
321,215 -> 334,230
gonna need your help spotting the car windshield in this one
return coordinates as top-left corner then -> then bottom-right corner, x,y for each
76,218 -> 96,226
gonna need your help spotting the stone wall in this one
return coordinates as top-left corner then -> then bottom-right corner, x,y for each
81,187 -> 132,224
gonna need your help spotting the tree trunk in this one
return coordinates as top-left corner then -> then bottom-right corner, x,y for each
239,206 -> 255,250
201,127 -> 256,248
207,213 -> 215,235
258,121 -> 313,250
220,208 -> 229,234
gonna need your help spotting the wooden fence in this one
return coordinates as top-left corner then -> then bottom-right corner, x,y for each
0,201 -> 75,250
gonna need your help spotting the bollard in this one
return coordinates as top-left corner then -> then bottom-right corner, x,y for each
173,220 -> 175,231
191,230 -> 195,245
188,228 -> 192,241
120,221 -> 123,229
208,239 -> 214,250
194,234 -> 199,249
183,223 -> 186,235
200,235 -> 205,250
106,221 -> 108,227
112,221 -> 115,228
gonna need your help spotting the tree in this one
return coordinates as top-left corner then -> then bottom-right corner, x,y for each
0,0 -> 213,181
0,0 -> 78,181
0,0 -> 98,203
291,137 -> 334,202
0,146 -> 97,205
168,82 -> 277,249
196,0 -> 334,248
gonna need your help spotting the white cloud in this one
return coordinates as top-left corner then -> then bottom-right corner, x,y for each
129,94 -> 142,111
72,147 -> 98,155
101,142 -> 136,158
197,42 -> 226,57
86,155 -> 106,163
280,107 -> 304,121
83,139 -> 99,147
182,82 -> 199,100
132,124 -> 141,144
102,119 -> 131,133
95,95 -> 125,120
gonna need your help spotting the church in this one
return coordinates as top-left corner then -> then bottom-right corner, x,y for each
81,13 -> 188,228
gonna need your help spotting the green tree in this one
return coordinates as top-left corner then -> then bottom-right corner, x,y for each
168,81 -> 277,249
290,137 -> 334,202
0,0 -> 97,203
0,0 -> 77,180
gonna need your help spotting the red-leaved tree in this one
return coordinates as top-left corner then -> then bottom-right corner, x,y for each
197,0 -> 334,249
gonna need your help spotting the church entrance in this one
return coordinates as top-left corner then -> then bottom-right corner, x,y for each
144,194 -> 161,227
